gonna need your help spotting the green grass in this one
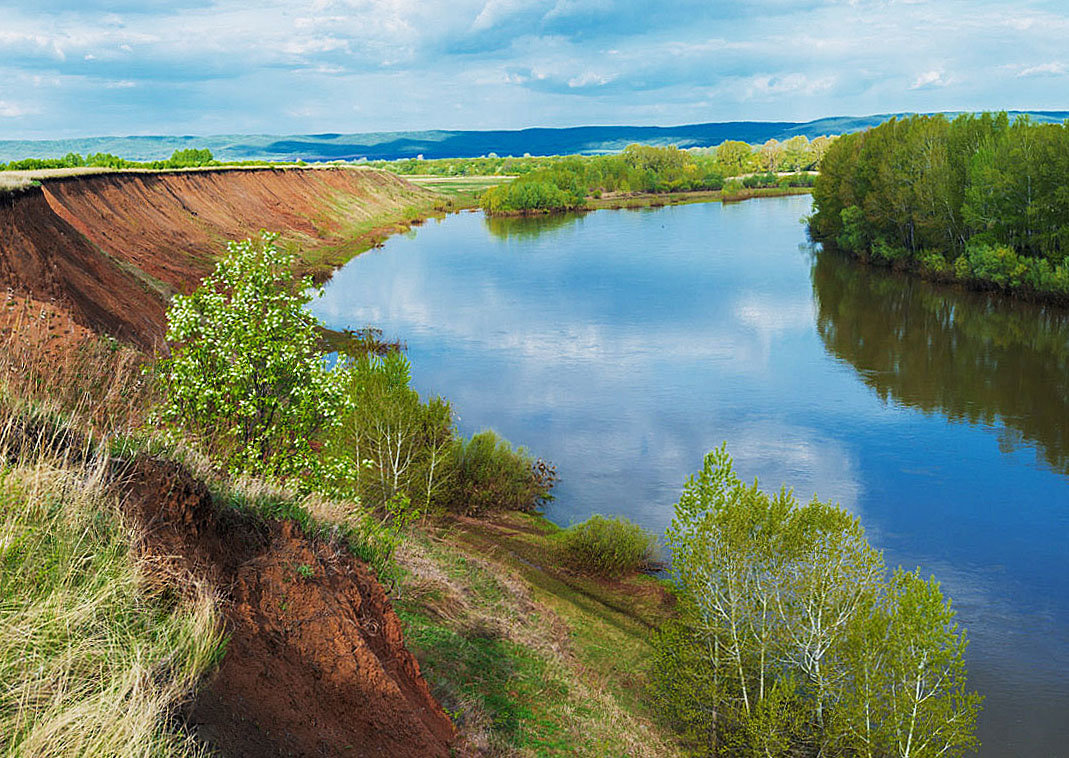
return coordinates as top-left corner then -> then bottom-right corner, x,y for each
407,174 -> 511,198
395,514 -> 681,756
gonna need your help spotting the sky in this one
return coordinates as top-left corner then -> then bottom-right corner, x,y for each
0,0 -> 1067,139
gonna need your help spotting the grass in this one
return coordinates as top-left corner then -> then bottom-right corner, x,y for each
406,174 -> 511,200
0,424 -> 224,758
396,512 -> 681,756
586,184 -> 812,211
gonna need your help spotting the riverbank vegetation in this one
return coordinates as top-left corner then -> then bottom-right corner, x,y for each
559,514 -> 660,578
652,446 -> 982,757
479,144 -> 817,214
369,134 -> 834,179
1,223 -> 981,755
810,111 -> 1069,301
0,234 -> 662,754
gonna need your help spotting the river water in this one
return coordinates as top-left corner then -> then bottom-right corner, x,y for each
310,196 -> 1069,755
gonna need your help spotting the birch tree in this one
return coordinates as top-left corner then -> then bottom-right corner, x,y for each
653,445 -> 981,756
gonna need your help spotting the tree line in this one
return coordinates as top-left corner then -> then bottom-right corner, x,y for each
0,148 -> 218,172
371,134 -> 835,180
479,144 -> 817,214
809,112 -> 1069,301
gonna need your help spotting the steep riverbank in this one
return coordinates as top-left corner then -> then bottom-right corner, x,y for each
0,161 -> 682,755
0,167 -> 448,349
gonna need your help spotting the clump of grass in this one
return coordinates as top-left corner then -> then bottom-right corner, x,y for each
559,514 -> 659,579
0,448 -> 224,757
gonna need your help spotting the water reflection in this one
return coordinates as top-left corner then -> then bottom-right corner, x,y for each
812,250 -> 1069,475
483,211 -> 585,240
311,198 -> 1069,756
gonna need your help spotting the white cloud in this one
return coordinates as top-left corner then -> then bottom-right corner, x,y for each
0,100 -> 32,117
742,73 -> 837,100
2,0 -> 1069,136
909,69 -> 951,89
1015,61 -> 1066,77
566,70 -> 614,88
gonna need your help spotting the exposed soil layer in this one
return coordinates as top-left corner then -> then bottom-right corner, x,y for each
117,455 -> 455,757
0,168 -> 437,350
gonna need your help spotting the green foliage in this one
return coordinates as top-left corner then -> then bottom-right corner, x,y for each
325,348 -> 454,513
810,112 -> 1069,299
651,445 -> 982,757
324,352 -> 555,521
166,148 -> 215,168
713,140 -> 758,175
2,152 -> 88,171
482,178 -> 582,214
86,152 -> 136,169
741,171 -> 778,189
157,233 -> 347,482
0,147 -> 236,173
441,430 -> 556,516
479,144 -> 737,214
559,514 -> 659,578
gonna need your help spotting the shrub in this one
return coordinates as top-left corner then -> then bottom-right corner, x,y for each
559,514 -> 658,578
157,233 -> 347,482
441,430 -> 555,516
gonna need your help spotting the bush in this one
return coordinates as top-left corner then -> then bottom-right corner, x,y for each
441,430 -> 555,516
741,171 -> 778,189
559,514 -> 658,578
157,233 -> 347,482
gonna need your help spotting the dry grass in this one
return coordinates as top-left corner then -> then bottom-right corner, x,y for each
0,404 -> 224,758
0,295 -> 158,440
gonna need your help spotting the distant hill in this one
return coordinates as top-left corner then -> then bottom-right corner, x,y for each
2,111 -> 1066,163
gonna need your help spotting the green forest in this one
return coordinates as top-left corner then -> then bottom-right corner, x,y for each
809,112 -> 1069,300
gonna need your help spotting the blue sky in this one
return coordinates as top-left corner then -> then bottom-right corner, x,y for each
1,0 -> 1067,138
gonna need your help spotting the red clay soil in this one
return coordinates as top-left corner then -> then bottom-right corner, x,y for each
117,455 -> 455,757
0,169 -> 437,350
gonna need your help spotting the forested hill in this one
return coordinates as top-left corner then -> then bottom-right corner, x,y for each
3,111 -> 1066,163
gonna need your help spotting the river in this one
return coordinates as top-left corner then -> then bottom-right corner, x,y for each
310,196 -> 1069,755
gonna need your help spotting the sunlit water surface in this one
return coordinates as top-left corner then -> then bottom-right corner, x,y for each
310,197 -> 1069,756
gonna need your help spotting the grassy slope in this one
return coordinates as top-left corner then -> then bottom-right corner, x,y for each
396,511 -> 680,757
0,172 -> 685,756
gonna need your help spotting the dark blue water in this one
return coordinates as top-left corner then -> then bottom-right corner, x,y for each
310,197 -> 1069,756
